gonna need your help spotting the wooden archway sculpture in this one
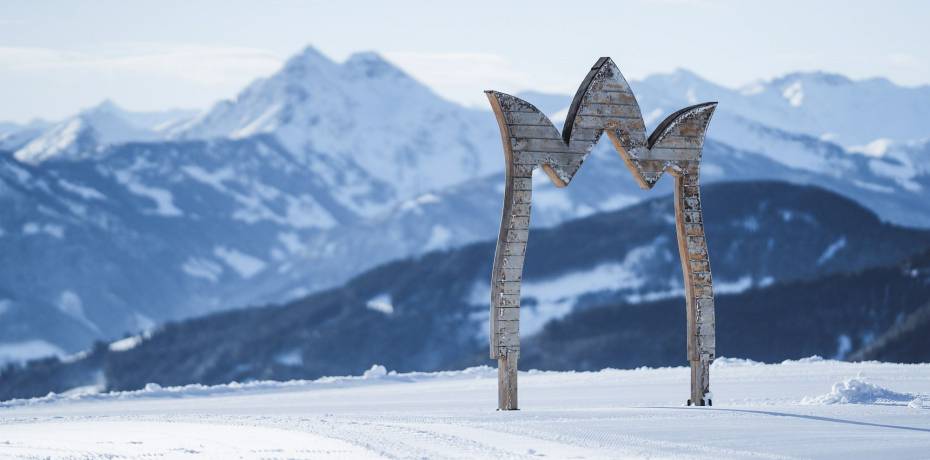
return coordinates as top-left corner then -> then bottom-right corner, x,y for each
486,57 -> 717,410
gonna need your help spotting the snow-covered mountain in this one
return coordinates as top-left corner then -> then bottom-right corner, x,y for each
2,45 -> 930,363
634,69 -> 930,148
0,133 -> 396,362
12,101 -> 197,164
0,120 -> 53,152
177,47 -> 499,202
4,182 -> 930,400
519,72 -> 930,227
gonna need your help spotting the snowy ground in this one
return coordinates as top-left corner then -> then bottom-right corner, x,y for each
1,358 -> 928,459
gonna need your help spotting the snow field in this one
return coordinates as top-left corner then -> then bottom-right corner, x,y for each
1,359 -> 928,459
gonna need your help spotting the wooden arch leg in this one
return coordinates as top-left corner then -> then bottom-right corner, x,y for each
498,350 -> 519,410
690,356 -> 711,406
490,165 -> 531,411
674,170 -> 716,407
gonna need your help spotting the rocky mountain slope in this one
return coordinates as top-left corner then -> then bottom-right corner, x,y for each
2,46 -> 929,361
12,101 -> 196,164
4,181 -> 930,400
633,68 -> 930,148
176,48 -> 501,201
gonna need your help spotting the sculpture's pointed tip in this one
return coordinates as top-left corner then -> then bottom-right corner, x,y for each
485,90 -> 504,103
694,101 -> 719,115
593,57 -> 612,69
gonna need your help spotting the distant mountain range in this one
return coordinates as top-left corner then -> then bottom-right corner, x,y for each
1,45 -> 929,364
3,181 -> 930,400
522,247 -> 930,371
10,101 -> 197,164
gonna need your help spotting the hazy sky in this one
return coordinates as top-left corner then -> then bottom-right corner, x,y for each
1,0 -> 928,122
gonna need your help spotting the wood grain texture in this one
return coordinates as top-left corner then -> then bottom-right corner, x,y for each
486,57 -> 719,408
498,351 -> 518,410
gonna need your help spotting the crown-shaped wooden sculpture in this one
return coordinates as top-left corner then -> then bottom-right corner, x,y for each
486,58 -> 717,410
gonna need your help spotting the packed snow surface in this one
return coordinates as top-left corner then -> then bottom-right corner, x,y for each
1,359 -> 928,458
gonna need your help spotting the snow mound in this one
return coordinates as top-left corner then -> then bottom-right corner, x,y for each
712,355 -> 833,368
362,364 -> 388,379
0,365 -> 495,408
782,355 -> 826,364
711,357 -> 764,368
802,376 -> 922,407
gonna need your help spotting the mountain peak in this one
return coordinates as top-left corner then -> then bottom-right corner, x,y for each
639,68 -> 714,88
669,68 -> 703,79
343,52 -> 406,80
774,71 -> 852,87
90,99 -> 121,114
281,45 -> 337,76
82,99 -> 132,121
655,68 -> 708,83
14,100 -> 163,163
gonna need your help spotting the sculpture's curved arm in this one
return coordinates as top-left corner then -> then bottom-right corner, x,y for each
485,92 -> 553,362
650,102 -> 718,405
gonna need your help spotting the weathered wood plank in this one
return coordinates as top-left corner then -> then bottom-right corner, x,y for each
507,217 -> 530,230
683,197 -> 702,211
499,255 -> 525,269
505,111 -> 555,126
689,260 -> 710,273
498,351 -> 518,410
511,191 -> 532,204
692,271 -> 713,285
511,164 -> 535,177
499,267 -> 523,282
583,91 -> 638,105
497,333 -> 519,347
589,79 -> 634,93
681,185 -> 701,197
497,293 -> 520,307
499,97 -> 541,113
508,124 -> 563,139
504,229 -> 529,243
512,138 -> 588,154
640,147 -> 701,161
699,334 -> 716,349
688,245 -> 708,257
497,320 -> 519,336
497,307 -> 520,321
683,211 -> 702,223
514,151 -> 584,165
511,204 -> 532,217
577,103 -> 643,118
698,306 -> 714,323
512,178 -> 532,191
686,235 -> 705,246
501,242 -> 526,256
573,113 -> 645,125
499,281 -> 521,295
651,134 -> 705,148
693,284 -> 713,298
684,223 -> 704,236
564,127 -> 603,142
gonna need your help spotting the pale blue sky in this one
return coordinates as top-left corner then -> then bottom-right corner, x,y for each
1,0 -> 928,122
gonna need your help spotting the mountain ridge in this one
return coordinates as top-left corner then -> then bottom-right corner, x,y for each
3,181 -> 930,399
2,45 -> 930,363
